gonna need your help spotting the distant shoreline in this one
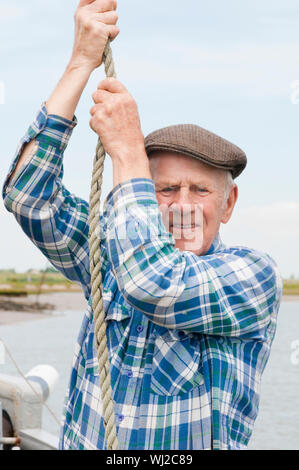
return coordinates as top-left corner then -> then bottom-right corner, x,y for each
0,291 -> 298,327
282,295 -> 299,302
0,291 -> 87,326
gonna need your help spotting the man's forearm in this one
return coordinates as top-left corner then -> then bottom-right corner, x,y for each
45,62 -> 92,120
8,139 -> 37,186
8,63 -> 92,185
112,153 -> 152,187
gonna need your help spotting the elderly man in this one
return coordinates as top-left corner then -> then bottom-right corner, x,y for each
2,0 -> 281,450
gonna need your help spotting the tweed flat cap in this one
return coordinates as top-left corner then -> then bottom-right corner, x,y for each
145,124 -> 247,178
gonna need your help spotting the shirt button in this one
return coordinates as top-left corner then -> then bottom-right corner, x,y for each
118,414 -> 125,422
127,371 -> 133,378
136,325 -> 143,333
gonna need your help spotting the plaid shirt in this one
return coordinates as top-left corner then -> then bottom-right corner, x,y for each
2,105 -> 282,450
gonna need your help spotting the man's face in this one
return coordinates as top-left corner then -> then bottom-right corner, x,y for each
149,152 -> 238,256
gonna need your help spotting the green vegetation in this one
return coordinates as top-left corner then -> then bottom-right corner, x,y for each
0,269 -> 80,296
0,269 -> 299,297
283,280 -> 299,296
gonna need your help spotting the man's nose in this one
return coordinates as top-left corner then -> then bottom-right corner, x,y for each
170,189 -> 194,210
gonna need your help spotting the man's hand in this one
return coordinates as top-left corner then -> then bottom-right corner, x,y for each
70,0 -> 119,73
90,78 -> 151,185
90,78 -> 147,161
12,0 -> 120,182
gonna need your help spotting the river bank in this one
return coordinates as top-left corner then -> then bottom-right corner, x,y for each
0,292 -> 88,325
281,295 -> 299,302
0,291 -> 298,326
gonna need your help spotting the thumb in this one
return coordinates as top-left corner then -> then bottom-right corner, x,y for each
78,0 -> 95,6
98,78 -> 128,94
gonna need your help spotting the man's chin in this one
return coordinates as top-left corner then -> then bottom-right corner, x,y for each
173,237 -> 205,256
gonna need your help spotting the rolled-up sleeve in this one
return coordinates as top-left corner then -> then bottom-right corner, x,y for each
104,178 -> 282,338
2,105 -> 107,300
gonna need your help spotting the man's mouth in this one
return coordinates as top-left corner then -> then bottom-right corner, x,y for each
170,224 -> 200,229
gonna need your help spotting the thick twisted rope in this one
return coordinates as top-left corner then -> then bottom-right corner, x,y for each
88,41 -> 118,450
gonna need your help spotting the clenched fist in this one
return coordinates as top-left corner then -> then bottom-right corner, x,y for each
90,78 -> 147,163
70,0 -> 119,72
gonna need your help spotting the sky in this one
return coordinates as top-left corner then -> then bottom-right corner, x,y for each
0,0 -> 298,278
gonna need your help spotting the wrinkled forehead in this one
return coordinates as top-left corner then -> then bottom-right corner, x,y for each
149,151 -> 228,187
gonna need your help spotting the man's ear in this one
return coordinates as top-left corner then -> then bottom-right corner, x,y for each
221,185 -> 238,224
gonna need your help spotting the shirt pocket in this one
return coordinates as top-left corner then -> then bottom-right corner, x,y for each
151,329 -> 204,396
105,300 -> 132,323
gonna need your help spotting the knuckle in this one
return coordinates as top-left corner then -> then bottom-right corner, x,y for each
81,16 -> 91,29
74,10 -> 82,23
105,103 -> 112,115
123,93 -> 134,106
89,117 -> 95,130
94,112 -> 102,125
89,21 -> 99,32
75,8 -> 87,22
109,0 -> 117,9
109,26 -> 119,38
74,8 -> 80,18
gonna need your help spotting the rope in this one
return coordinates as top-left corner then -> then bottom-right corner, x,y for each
88,41 -> 118,451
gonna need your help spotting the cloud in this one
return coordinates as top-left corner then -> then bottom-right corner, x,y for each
257,17 -> 299,26
0,5 -> 25,21
0,81 -> 4,105
117,41 -> 299,97
221,202 -> 299,278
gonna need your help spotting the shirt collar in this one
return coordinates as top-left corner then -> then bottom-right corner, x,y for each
204,233 -> 225,255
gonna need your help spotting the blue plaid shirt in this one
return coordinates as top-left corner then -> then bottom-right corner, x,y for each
2,105 -> 282,450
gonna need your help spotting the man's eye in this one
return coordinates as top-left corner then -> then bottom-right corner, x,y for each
196,187 -> 208,193
162,187 -> 174,193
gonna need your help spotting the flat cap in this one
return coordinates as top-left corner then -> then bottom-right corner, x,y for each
145,124 -> 247,178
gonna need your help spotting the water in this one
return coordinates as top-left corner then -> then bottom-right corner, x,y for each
0,301 -> 298,450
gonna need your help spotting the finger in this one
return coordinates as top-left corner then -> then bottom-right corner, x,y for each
98,77 -> 127,93
90,104 -> 99,116
89,0 -> 117,13
78,0 -> 95,6
107,24 -> 120,41
94,10 -> 118,25
92,89 -> 111,104
89,115 -> 97,133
